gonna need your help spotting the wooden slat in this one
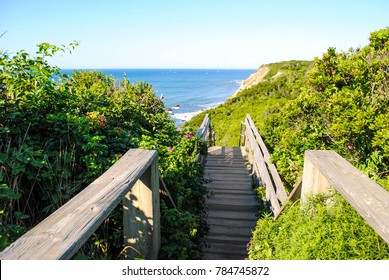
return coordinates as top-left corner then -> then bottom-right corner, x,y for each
268,163 -> 288,203
0,149 -> 158,260
246,114 -> 288,203
288,178 -> 302,203
274,179 -> 302,220
203,146 -> 257,260
302,150 -> 389,244
245,124 -> 281,214
197,114 -> 211,165
197,113 -> 210,140
246,115 -> 271,162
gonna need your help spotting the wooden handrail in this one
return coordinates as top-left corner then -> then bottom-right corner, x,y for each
301,150 -> 389,244
0,149 -> 160,260
197,113 -> 212,142
197,113 -> 213,165
242,114 -> 288,218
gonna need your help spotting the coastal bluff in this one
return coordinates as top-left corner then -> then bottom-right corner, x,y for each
229,65 -> 270,99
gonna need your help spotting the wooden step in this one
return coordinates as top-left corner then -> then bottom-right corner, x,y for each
207,225 -> 254,238
206,233 -> 251,244
202,252 -> 247,260
203,242 -> 248,256
206,181 -> 254,189
205,176 -> 252,183
208,217 -> 257,228
207,209 -> 258,221
203,146 -> 257,260
204,168 -> 249,175
208,192 -> 256,199
207,189 -> 255,196
207,197 -> 257,210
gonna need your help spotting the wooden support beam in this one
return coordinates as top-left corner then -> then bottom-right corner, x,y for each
123,157 -> 160,259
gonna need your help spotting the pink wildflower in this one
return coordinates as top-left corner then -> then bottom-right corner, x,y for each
169,147 -> 174,152
185,134 -> 193,139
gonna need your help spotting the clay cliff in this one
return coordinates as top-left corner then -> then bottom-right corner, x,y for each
229,65 -> 270,99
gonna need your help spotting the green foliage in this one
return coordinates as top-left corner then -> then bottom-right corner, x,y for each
248,193 -> 389,260
253,28 -> 389,259
265,27 -> 389,190
0,43 -> 208,259
187,27 -> 389,259
186,60 -> 312,148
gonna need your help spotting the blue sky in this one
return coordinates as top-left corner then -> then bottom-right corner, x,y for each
1,0 -> 388,69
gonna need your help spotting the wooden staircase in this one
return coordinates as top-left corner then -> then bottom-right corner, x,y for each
203,146 -> 257,260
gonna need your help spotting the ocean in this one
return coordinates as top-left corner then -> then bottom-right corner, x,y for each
61,69 -> 254,126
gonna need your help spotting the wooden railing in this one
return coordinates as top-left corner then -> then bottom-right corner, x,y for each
241,114 -> 288,217
0,149 -> 161,260
197,113 -> 213,143
301,150 -> 389,244
197,113 -> 213,165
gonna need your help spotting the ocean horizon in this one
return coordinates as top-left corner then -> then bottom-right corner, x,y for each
61,69 -> 255,126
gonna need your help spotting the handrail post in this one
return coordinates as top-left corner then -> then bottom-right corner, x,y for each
123,156 -> 160,260
301,152 -> 332,203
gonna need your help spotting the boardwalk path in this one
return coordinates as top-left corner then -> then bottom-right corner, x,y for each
203,146 -> 258,260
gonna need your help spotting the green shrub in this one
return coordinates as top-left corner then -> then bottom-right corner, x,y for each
248,193 -> 389,260
186,27 -> 389,260
0,43 -> 208,259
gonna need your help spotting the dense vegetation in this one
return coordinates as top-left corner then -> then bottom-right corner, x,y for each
186,60 -> 312,149
249,192 -> 389,260
0,43 -> 208,259
187,27 -> 389,259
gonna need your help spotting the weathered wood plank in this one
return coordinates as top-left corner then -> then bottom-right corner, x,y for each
207,217 -> 257,227
302,150 -> 389,244
0,149 -> 159,260
208,188 -> 253,196
288,178 -> 302,203
245,124 -> 281,214
123,156 -> 160,260
246,114 -> 271,162
268,163 -> 288,203
208,196 -> 257,205
208,225 -> 254,237
197,113 -> 210,140
208,211 -> 257,223
204,242 -> 248,256
204,169 -> 251,176
245,114 -> 288,203
203,146 -> 257,260
208,146 -> 244,155
206,234 -> 252,244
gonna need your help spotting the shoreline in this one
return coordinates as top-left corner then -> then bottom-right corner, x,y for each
170,75 -> 251,126
171,102 -> 223,127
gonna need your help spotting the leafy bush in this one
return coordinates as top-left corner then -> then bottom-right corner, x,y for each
186,27 -> 389,259
248,193 -> 389,260
265,27 -> 389,190
0,43 -> 208,259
